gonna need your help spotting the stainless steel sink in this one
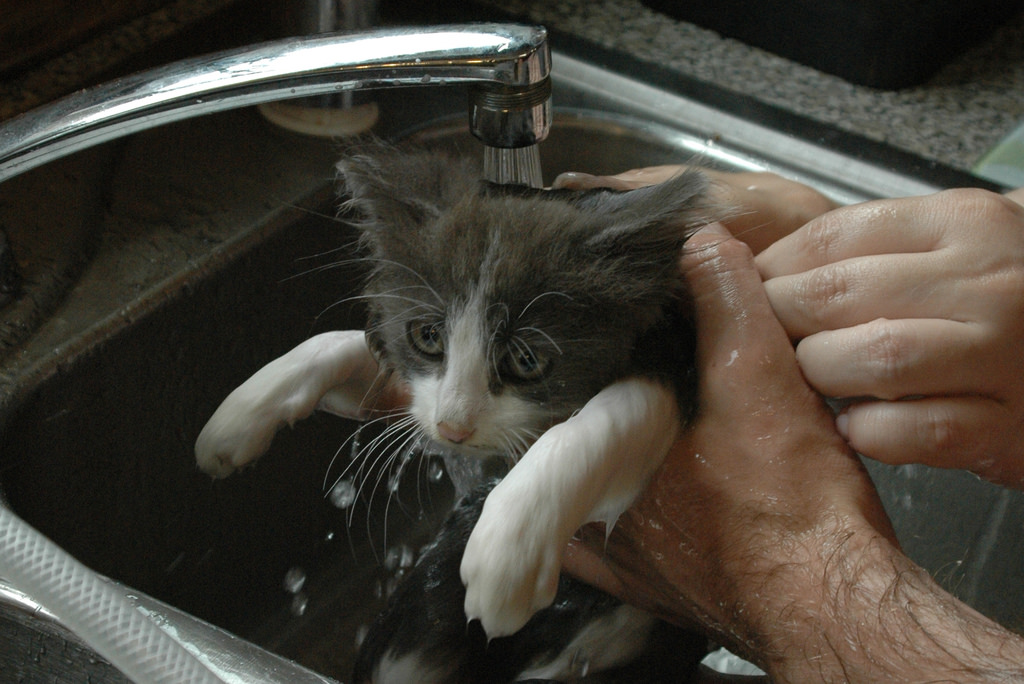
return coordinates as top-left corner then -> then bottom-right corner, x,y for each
0,41 -> 1018,683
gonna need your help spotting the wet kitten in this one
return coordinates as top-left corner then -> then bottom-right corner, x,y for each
336,145 -> 718,680
196,144 -> 718,681
340,146 -> 713,639
353,479 -> 708,684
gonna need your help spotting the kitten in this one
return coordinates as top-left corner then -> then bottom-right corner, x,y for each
353,479 -> 708,684
195,144 -> 717,676
340,146 -> 711,637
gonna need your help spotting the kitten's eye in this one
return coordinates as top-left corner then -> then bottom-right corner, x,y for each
504,344 -> 549,381
409,321 -> 445,356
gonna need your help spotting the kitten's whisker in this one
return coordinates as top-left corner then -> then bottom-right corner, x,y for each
509,336 -> 533,367
486,301 -> 510,323
281,254 -> 365,282
505,429 -> 531,461
517,326 -> 563,355
356,419 -> 419,503
518,290 -> 573,319
350,419 -> 417,528
364,451 -> 398,555
354,420 -> 422,545
505,426 -> 540,463
363,257 -> 445,308
352,367 -> 409,430
324,412 -> 401,492
488,338 -> 503,379
487,318 -> 508,380
369,424 -> 425,553
360,288 -> 443,307
324,426 -> 363,492
317,292 -> 440,323
366,302 -> 442,334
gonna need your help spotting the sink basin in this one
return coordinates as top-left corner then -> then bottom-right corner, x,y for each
0,43 -> 1019,682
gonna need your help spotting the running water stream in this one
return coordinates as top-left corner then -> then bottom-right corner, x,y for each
484,144 -> 544,188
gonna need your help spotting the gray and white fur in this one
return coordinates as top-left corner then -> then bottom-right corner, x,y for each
195,144 -> 718,681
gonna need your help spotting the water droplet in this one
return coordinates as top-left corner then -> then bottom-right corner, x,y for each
384,544 -> 415,572
283,567 -> 306,594
290,592 -> 308,616
896,464 -> 919,479
349,428 -> 363,460
325,530 -> 335,542
428,459 -> 445,483
355,624 -> 370,649
384,546 -> 401,571
329,478 -> 357,508
569,650 -> 591,677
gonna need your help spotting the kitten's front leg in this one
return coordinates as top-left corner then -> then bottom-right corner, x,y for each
461,377 -> 680,638
195,330 -> 391,478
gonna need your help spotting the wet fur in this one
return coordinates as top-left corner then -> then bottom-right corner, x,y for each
194,144 -> 719,681
343,150 -> 706,429
354,480 -> 707,684
340,144 -> 717,678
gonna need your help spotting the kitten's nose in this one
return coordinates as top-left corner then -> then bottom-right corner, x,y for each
437,421 -> 475,444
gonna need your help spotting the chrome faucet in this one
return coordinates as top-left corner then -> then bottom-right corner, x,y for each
0,23 -> 551,185
265,0 -> 383,136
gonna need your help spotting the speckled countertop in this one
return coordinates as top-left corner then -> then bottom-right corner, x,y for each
485,0 -> 1024,176
2,0 -> 1023,177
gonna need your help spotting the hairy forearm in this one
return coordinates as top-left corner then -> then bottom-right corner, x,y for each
737,523 -> 1024,683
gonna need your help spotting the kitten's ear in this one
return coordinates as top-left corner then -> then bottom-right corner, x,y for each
337,145 -> 475,234
582,169 -> 715,249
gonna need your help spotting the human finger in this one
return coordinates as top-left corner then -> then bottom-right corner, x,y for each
837,396 -> 1024,487
756,196 -> 943,279
682,225 -> 799,368
761,252 -> 969,339
553,167 -> 838,253
761,190 -> 1024,339
551,171 -> 647,191
680,226 -> 853,477
703,170 -> 839,253
794,318 -> 990,400
563,226 -> 896,648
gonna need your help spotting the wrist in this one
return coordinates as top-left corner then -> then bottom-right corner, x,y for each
723,518 -> 1024,683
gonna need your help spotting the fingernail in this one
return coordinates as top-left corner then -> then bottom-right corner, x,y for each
551,171 -> 593,189
835,411 -> 849,438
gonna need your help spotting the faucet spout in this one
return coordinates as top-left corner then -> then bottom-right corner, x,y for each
0,23 -> 551,184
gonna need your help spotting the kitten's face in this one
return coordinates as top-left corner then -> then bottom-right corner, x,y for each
402,288 -> 561,457
339,148 -> 710,460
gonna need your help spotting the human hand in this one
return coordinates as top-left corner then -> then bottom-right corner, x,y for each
552,165 -> 838,253
562,224 -> 894,672
563,226 -> 1024,682
757,188 -> 1024,487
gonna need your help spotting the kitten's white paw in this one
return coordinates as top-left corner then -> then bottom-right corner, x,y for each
195,330 -> 377,478
460,478 -> 563,638
194,384 -> 287,479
